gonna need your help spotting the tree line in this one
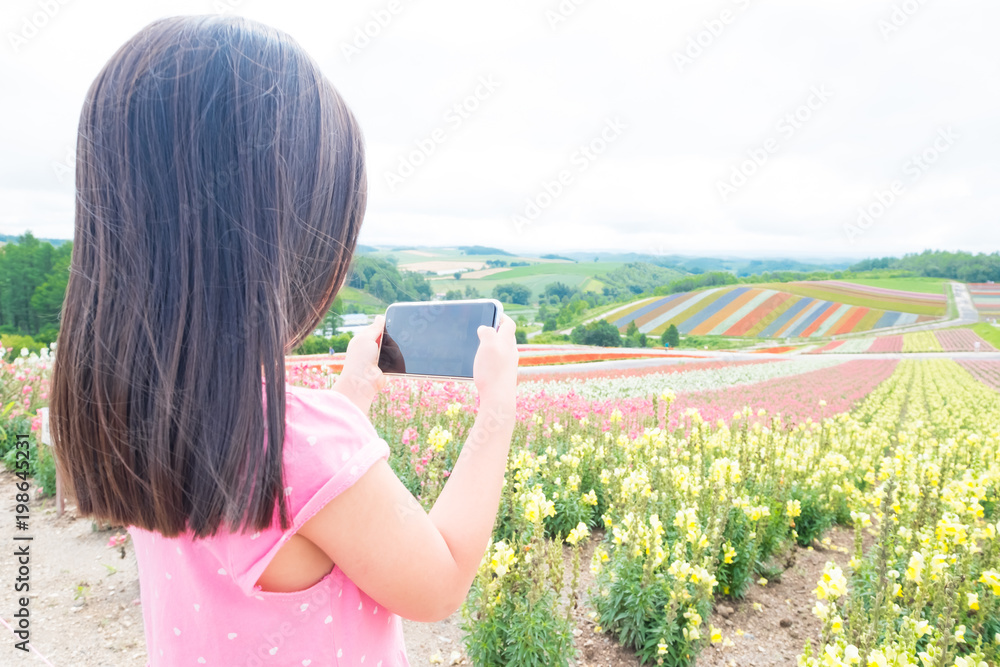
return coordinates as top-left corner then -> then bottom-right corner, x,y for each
849,250 -> 1000,283
0,232 -> 70,346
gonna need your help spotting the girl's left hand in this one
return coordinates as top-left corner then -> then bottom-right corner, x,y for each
332,314 -> 386,414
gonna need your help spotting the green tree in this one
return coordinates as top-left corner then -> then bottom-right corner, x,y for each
492,282 -> 531,306
444,289 -> 463,300
570,320 -> 621,347
661,324 -> 680,348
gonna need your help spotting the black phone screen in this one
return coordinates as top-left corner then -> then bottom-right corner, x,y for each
378,301 -> 499,378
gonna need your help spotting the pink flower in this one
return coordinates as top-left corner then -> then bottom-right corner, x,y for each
108,533 -> 129,548
401,427 -> 418,445
22,385 -> 33,394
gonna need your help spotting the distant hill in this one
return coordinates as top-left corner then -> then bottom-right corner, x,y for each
458,245 -> 513,256
560,252 -> 853,276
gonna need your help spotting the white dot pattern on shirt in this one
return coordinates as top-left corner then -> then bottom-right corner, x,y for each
136,408 -> 401,667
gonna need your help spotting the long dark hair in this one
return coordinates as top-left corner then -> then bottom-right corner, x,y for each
50,14 -> 367,538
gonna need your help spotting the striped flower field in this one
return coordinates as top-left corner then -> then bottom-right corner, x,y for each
969,283 -> 1000,317
811,329 -> 995,354
612,285 -> 941,339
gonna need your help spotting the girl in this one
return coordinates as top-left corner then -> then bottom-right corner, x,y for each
50,14 -> 518,667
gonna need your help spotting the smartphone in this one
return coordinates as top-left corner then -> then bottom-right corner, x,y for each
377,299 -> 504,381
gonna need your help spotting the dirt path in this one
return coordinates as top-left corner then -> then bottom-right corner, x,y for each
0,470 -> 855,666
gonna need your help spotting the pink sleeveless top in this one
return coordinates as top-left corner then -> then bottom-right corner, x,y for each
127,382 -> 409,666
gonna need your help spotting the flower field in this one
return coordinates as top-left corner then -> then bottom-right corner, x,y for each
356,357 -> 1000,666
6,342 -> 1000,666
813,330 -> 996,355
969,284 -> 1000,318
611,285 -> 943,339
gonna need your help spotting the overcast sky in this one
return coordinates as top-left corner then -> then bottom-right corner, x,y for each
2,0 -> 998,259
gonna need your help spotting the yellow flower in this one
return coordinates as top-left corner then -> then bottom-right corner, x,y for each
758,577 -> 768,586
786,499 -> 802,518
710,626 -> 722,644
445,401 -> 462,418
566,522 -> 590,546
967,592 -> 979,610
657,642 -> 668,655
427,425 -> 452,453
490,540 -> 516,577
954,624 -> 966,643
723,544 -> 737,565
867,649 -> 887,667
844,645 -> 860,664
905,552 -> 924,584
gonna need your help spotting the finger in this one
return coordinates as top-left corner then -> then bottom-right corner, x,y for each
477,324 -> 493,342
358,314 -> 385,342
497,314 -> 516,337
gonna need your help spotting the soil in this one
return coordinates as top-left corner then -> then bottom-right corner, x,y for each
0,469 -> 860,666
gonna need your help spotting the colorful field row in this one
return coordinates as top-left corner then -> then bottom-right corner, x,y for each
516,357 -> 847,400
773,280 -> 947,316
285,347 -> 699,378
969,282 -> 1000,315
809,328 -> 995,354
611,286 -> 938,339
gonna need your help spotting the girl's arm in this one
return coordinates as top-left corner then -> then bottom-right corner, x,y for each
297,315 -> 518,622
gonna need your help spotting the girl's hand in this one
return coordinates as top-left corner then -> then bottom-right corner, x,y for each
473,314 -> 518,408
332,315 -> 386,414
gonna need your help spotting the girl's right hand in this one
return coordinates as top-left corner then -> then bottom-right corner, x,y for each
472,314 -> 518,407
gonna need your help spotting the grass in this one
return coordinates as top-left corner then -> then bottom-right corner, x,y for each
972,322 -> 1000,350
337,285 -> 386,314
836,276 -> 949,295
428,261 -> 640,298
675,335 -> 758,350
